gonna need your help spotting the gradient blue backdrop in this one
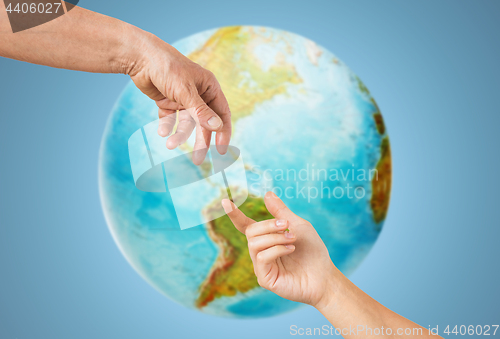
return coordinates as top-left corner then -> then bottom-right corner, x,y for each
1,1 -> 499,338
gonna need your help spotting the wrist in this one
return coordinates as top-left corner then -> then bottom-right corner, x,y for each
314,263 -> 348,314
112,23 -> 151,76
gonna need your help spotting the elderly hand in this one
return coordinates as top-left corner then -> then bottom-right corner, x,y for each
128,32 -> 231,164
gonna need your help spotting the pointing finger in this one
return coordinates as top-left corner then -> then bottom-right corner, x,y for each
157,110 -> 177,137
221,199 -> 254,234
166,110 -> 195,149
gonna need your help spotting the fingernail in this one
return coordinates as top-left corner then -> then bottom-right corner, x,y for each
208,116 -> 222,128
285,231 -> 294,239
285,245 -> 295,250
275,219 -> 287,227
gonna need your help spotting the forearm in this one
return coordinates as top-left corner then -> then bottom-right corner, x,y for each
317,268 -> 441,338
0,4 -> 144,74
0,3 -> 229,149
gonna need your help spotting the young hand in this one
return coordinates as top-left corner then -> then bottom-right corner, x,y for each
222,191 -> 338,308
224,192 -> 442,338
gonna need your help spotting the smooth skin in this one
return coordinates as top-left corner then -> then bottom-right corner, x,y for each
0,5 -> 231,164
222,192 -> 442,338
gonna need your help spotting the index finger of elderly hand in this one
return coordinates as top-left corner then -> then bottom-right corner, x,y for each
166,113 -> 195,150
221,199 -> 254,234
245,219 -> 289,239
158,110 -> 177,137
210,91 -> 232,155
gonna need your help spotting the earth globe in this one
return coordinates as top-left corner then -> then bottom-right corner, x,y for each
99,26 -> 391,318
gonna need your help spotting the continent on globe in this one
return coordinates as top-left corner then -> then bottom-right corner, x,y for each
356,76 -> 392,225
196,192 -> 272,308
187,26 -> 302,123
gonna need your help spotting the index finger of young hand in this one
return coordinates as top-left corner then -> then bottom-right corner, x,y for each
221,199 -> 254,234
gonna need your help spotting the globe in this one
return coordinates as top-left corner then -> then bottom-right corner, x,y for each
99,26 -> 391,318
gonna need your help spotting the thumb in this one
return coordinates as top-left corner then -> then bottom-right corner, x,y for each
264,191 -> 297,221
184,92 -> 223,132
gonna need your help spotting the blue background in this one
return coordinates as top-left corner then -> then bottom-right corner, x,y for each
1,0 -> 499,338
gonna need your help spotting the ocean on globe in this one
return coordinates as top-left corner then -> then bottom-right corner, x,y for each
99,26 -> 391,318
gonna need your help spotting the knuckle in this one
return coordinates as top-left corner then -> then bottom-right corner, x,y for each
257,278 -> 271,291
255,251 -> 265,263
203,69 -> 218,84
247,237 -> 257,250
205,69 -> 216,80
245,227 -> 255,239
170,81 -> 194,104
184,83 -> 198,97
194,103 -> 212,118
274,205 -> 287,217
